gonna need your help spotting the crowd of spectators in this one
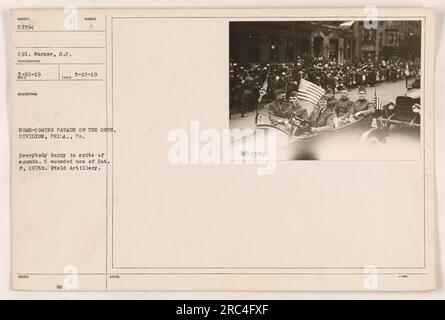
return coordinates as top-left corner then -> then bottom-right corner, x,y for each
229,56 -> 420,116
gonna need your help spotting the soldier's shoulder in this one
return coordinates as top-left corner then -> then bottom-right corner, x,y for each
281,101 -> 293,107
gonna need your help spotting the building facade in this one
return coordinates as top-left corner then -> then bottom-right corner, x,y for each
229,20 -> 421,64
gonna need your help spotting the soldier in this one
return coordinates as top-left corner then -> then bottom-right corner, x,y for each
351,86 -> 375,119
333,87 -> 354,127
368,68 -> 376,87
240,87 -> 252,118
325,88 -> 338,113
230,82 -> 242,117
309,96 -> 335,133
288,91 -> 308,120
267,88 -> 293,124
336,87 -> 354,117
326,73 -> 337,92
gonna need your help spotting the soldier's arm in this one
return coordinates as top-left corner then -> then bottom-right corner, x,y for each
350,102 -> 356,115
344,101 -> 353,117
284,105 -> 294,118
267,103 -> 279,123
334,103 -> 340,117
266,103 -> 274,115
363,102 -> 376,116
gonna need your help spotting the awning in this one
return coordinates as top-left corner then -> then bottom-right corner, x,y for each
339,21 -> 355,28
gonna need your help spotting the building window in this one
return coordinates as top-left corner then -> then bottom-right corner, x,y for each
300,38 -> 310,57
229,36 -> 236,61
363,29 -> 376,45
345,39 -> 352,59
285,38 -> 294,61
329,38 -> 338,60
270,39 -> 278,62
313,37 -> 323,57
247,36 -> 258,62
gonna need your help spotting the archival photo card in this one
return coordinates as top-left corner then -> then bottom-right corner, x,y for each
10,8 -> 436,291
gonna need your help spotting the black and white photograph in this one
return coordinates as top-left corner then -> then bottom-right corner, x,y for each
229,20 -> 422,160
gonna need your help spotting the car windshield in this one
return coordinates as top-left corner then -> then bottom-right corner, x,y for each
255,111 -> 310,136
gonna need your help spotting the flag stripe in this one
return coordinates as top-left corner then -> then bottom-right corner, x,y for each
306,87 -> 325,96
299,79 -> 325,95
297,79 -> 325,105
299,84 -> 325,95
258,75 -> 268,102
297,94 -> 319,105
373,96 -> 383,110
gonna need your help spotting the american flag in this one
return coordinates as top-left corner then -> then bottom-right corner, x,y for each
297,78 -> 325,105
258,74 -> 269,102
373,96 -> 383,110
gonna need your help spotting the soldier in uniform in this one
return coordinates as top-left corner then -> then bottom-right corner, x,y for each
240,87 -> 252,118
333,86 -> 354,127
335,87 -> 353,118
325,88 -> 338,113
266,88 -> 293,125
240,76 -> 254,117
326,73 -> 337,92
288,91 -> 308,120
351,86 -> 376,119
309,95 -> 335,133
287,91 -> 311,135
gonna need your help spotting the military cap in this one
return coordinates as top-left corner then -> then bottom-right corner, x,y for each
318,95 -> 328,102
289,91 -> 299,98
274,88 -> 286,97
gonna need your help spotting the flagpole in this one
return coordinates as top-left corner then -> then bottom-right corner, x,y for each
374,84 -> 377,110
256,71 -> 269,122
373,81 -> 383,112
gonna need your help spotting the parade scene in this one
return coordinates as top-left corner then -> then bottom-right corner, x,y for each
229,20 -> 422,160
